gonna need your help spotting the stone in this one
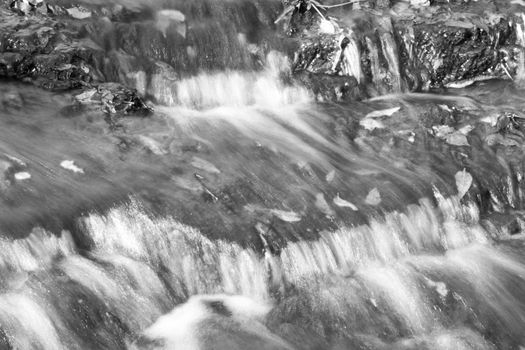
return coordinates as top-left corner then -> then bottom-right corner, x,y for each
28,0 -> 43,7
74,83 -> 152,116
10,0 -> 30,15
286,0 -> 521,101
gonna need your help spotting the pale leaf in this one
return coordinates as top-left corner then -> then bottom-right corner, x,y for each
455,169 -> 473,199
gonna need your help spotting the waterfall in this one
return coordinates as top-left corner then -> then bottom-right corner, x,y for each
340,33 -> 363,83
3,0 -> 525,349
0,186 -> 520,349
149,52 -> 310,109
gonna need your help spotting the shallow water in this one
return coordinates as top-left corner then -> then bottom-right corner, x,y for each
2,0 -> 525,349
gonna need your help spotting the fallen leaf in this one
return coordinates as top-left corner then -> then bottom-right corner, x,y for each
360,118 -> 385,131
191,157 -> 220,174
365,106 -> 401,119
481,115 -> 499,126
458,125 -> 474,135
316,193 -> 335,216
365,188 -> 381,206
445,79 -> 475,89
75,89 -> 97,104
333,194 -> 358,211
432,125 -> 455,138
455,169 -> 473,199
60,160 -> 84,174
139,136 -> 167,155
14,172 -> 31,180
270,209 -> 302,222
319,19 -> 336,34
66,7 -> 92,19
326,170 -> 336,182
445,133 -> 469,146
438,104 -> 452,112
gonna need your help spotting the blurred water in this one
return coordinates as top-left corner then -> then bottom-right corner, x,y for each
2,0 -> 525,349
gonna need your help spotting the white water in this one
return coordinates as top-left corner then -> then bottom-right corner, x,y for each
147,51 -> 311,109
340,34 -> 363,83
0,184 -> 522,349
2,34 -> 525,350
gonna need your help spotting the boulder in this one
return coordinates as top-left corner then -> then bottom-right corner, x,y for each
284,0 -> 525,100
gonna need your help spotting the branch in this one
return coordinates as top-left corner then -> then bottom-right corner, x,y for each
318,0 -> 363,9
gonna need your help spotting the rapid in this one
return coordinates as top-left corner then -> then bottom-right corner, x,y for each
2,0 -> 525,349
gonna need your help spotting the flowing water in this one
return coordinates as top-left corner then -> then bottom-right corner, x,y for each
2,0 -> 525,349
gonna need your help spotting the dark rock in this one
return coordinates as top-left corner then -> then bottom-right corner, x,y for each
420,104 -> 457,128
285,1 -> 524,101
10,0 -> 30,15
483,212 -> 525,236
496,112 -> 525,132
0,6 -> 104,89
293,34 -> 345,75
0,52 -> 23,77
74,83 -> 152,115
406,16 -> 515,88
46,3 -> 66,16
294,71 -> 366,102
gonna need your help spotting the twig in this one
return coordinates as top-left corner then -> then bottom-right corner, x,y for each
310,3 -> 327,20
274,5 -> 295,24
274,0 -> 362,25
318,0 -> 363,8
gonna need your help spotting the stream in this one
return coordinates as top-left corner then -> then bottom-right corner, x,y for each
2,0 -> 525,349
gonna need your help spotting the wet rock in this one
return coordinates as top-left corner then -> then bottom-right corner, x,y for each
420,104 -> 457,128
10,0 -> 30,15
406,15 -> 515,88
484,111 -> 525,147
483,212 -> 525,236
496,112 -> 525,132
28,0 -> 43,6
285,1 -> 523,101
45,3 -> 66,16
0,7 -> 103,89
294,71 -> 365,102
74,83 -> 152,115
293,34 -> 357,77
